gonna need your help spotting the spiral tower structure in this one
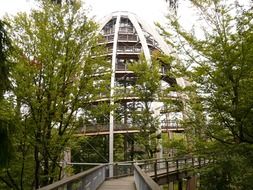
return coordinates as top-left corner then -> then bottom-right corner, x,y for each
96,11 -> 184,177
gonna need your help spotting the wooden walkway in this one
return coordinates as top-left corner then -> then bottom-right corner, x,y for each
98,176 -> 136,190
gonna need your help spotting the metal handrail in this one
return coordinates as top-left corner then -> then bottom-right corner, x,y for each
37,156 -> 210,190
77,119 -> 180,134
134,163 -> 162,190
37,165 -> 106,190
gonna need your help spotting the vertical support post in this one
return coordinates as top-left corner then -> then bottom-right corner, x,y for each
178,180 -> 183,190
67,183 -> 72,190
62,147 -> 71,178
109,14 -> 121,178
168,182 -> 174,190
156,118 -> 163,162
186,176 -> 197,190
130,134 -> 134,161
123,97 -> 128,161
198,157 -> 201,168
166,159 -> 169,173
114,163 -> 118,177
154,160 -> 158,182
168,131 -> 174,157
153,103 -> 163,164
166,159 -> 169,183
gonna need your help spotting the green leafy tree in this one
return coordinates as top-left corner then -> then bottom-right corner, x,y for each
0,20 -> 11,97
127,54 -> 162,159
161,0 -> 253,189
0,0 -> 109,189
0,20 -> 14,167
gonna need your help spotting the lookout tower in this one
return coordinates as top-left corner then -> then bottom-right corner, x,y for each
96,11 -> 183,177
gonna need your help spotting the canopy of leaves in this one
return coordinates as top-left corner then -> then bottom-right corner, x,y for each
0,1 -> 109,189
161,0 -> 253,188
0,20 -> 14,168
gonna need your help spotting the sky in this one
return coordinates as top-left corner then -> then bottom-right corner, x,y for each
0,0 -> 35,17
85,0 -> 168,24
0,0 -> 195,29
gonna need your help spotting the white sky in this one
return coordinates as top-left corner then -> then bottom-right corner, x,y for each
85,0 -> 168,24
0,0 -> 195,29
0,0 -> 167,20
0,0 -> 34,17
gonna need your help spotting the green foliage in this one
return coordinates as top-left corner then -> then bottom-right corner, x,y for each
127,55 -> 161,158
71,136 -> 108,172
0,20 -> 14,168
128,54 -> 161,102
0,100 -> 15,168
163,133 -> 187,156
0,20 -> 11,97
0,0 -> 109,189
160,0 -> 253,188
200,143 -> 253,190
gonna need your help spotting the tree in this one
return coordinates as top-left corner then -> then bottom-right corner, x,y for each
0,20 -> 11,97
0,20 -> 14,168
123,51 -> 182,159
161,0 -> 253,189
0,0 -> 109,189
166,0 -> 179,11
128,55 -> 161,158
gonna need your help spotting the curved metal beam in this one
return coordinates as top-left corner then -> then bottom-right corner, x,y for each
109,13 -> 121,178
128,14 -> 151,64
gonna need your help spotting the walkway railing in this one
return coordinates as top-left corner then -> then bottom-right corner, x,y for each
141,156 -> 208,183
134,163 -> 161,190
38,156 -> 210,190
38,165 -> 106,190
134,156 -> 209,190
76,119 -> 183,135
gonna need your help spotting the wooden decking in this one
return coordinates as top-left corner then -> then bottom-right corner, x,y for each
98,176 -> 136,190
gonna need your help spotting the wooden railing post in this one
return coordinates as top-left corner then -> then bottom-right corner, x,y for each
67,183 -> 72,190
154,160 -> 158,182
178,179 -> 183,190
114,163 -> 118,178
131,162 -> 134,175
166,159 -> 169,183
144,160 -> 147,172
166,159 -> 169,173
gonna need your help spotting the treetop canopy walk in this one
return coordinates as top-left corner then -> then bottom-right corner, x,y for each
75,120 -> 184,136
37,155 -> 210,190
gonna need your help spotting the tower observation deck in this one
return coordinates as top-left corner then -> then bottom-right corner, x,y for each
76,11 -> 184,135
75,12 -> 185,177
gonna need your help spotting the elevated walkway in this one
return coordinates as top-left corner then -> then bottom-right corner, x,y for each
75,122 -> 184,136
38,156 -> 210,190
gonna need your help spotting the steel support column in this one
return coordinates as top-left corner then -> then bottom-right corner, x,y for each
109,14 -> 121,178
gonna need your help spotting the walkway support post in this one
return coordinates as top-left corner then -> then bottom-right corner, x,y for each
186,176 -> 197,190
109,13 -> 121,178
169,182 -> 174,190
178,179 -> 183,190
